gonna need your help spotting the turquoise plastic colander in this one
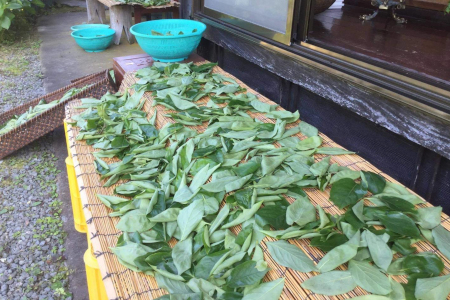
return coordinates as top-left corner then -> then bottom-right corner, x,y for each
130,19 -> 207,62
71,28 -> 115,53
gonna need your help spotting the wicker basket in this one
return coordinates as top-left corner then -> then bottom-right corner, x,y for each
0,69 -> 117,160
70,69 -> 116,87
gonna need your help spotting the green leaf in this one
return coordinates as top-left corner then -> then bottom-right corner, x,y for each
309,156 -> 331,177
168,93 -> 198,110
267,240 -> 317,272
330,169 -> 361,184
177,200 -> 204,241
352,200 -> 366,223
316,232 -> 360,273
299,121 -> 318,137
416,207 -> 442,230
297,136 -> 322,150
348,260 -> 392,295
301,271 -> 357,295
330,178 -> 366,209
255,204 -> 288,230
266,110 -> 300,123
222,201 -> 263,229
261,154 -> 289,176
241,278 -> 285,300
97,194 -> 130,208
233,189 -> 253,209
190,164 -> 219,192
362,171 -> 386,195
194,249 -> 229,280
226,260 -> 268,288
365,230 -> 393,271
387,257 -> 406,275
379,196 -> 416,213
169,293 -> 201,300
209,204 -> 230,235
250,99 -> 277,113
415,274 -> 450,300
432,225 -> 450,260
202,176 -> 241,192
149,208 -> 181,222
6,3 -> 22,9
140,124 -> 158,139
286,196 -> 316,227
219,292 -> 243,300
233,160 -> 261,177
193,145 -> 218,158
212,251 -> 246,275
31,0 -> 45,7
310,234 -> 348,252
111,136 -> 130,148
402,252 -> 444,277
392,239 -> 416,256
111,242 -> 154,271
116,210 -> 154,233
225,174 -> 253,193
317,205 -> 330,229
379,212 -> 420,238
388,276 -> 406,300
155,273 -> 192,294
172,236 -> 193,275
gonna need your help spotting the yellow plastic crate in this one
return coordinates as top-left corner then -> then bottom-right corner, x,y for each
84,249 -> 108,300
65,156 -> 87,233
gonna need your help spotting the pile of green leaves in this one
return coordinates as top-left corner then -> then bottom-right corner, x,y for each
0,87 -> 86,136
72,62 -> 450,300
114,0 -> 169,7
0,0 -> 44,31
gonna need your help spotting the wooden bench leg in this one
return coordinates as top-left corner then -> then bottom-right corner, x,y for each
97,2 -> 106,23
110,5 -> 136,45
86,0 -> 106,23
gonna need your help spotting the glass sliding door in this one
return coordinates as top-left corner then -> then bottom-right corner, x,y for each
202,0 -> 296,45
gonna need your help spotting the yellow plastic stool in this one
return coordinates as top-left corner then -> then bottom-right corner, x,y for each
84,249 -> 108,300
65,157 -> 87,233
63,121 -> 71,157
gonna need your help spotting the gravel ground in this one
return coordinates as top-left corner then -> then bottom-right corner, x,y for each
0,33 -> 72,300
0,38 -> 45,112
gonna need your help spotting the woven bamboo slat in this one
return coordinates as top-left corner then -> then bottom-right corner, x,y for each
0,69 -> 116,160
65,63 -> 450,300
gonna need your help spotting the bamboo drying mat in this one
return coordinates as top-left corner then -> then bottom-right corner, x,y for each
65,63 -> 450,300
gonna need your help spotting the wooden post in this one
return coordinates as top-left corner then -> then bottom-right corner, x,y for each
86,0 -> 106,24
172,5 -> 179,18
110,5 -> 136,45
134,5 -> 145,24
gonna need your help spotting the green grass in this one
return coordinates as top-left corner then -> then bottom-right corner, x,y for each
0,57 -> 30,76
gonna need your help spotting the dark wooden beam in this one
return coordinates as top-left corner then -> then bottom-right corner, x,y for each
198,21 -> 450,160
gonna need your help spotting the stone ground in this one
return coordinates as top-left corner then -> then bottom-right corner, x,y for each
0,1 -> 144,299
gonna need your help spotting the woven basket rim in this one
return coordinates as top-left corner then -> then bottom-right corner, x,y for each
70,69 -> 111,84
0,69 -> 114,140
